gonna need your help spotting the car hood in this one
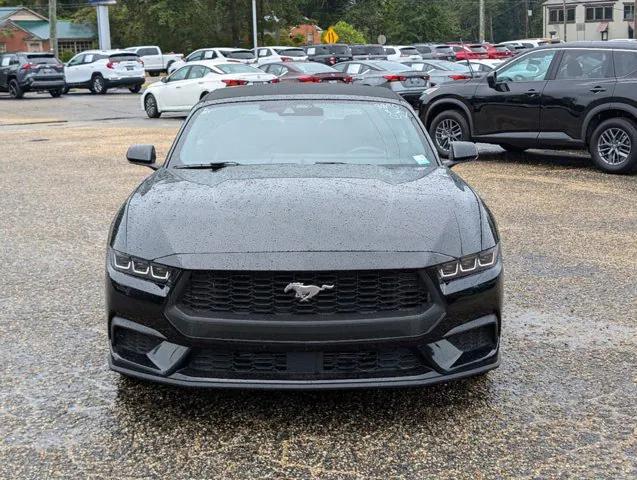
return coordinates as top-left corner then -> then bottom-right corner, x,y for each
115,165 -> 483,269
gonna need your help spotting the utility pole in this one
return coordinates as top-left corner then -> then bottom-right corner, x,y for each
479,0 -> 485,42
634,0 -> 637,38
252,0 -> 258,54
562,0 -> 567,41
524,0 -> 529,38
49,0 -> 57,56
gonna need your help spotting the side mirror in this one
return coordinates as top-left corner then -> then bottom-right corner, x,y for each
126,144 -> 158,170
160,76 -> 168,83
486,70 -> 497,88
444,141 -> 478,168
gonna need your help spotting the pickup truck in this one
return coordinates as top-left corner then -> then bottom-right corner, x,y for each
124,46 -> 183,76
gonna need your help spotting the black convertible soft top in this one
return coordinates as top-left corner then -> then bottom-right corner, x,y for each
204,83 -> 403,102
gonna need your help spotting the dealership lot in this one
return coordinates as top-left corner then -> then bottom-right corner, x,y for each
1,92 -> 636,478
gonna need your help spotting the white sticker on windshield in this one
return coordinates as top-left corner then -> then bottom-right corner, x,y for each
413,154 -> 430,165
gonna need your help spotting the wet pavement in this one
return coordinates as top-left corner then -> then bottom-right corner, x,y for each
1,93 -> 636,479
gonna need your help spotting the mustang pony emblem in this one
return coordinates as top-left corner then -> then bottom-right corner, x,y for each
284,282 -> 334,302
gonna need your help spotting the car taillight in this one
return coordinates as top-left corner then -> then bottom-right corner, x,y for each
343,75 -> 353,83
21,63 -> 33,71
221,79 -> 248,87
106,61 -> 119,69
329,56 -> 336,65
269,78 -> 280,83
383,74 -> 406,82
297,75 -> 321,83
450,74 -> 470,80
281,56 -> 293,62
138,59 -> 144,66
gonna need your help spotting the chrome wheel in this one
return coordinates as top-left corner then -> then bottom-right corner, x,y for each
435,119 -> 463,151
92,76 -> 104,93
597,127 -> 631,165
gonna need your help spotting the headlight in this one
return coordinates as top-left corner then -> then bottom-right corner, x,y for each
110,248 -> 174,283
438,245 -> 499,281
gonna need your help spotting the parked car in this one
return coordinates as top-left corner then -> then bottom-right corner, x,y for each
413,44 -> 455,61
124,45 -> 183,76
350,44 -> 388,60
305,44 -> 353,65
384,45 -> 422,62
471,43 -> 513,60
419,41 -> 637,173
259,61 -> 352,83
141,61 -> 277,118
0,51 -> 65,98
256,46 -> 308,65
450,44 -> 488,61
63,50 -> 145,94
455,59 -> 503,75
333,60 -> 429,106
109,83 -> 502,389
403,60 -> 474,86
168,48 -> 257,74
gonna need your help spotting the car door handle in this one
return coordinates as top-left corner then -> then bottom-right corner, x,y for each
590,86 -> 606,93
525,89 -> 539,96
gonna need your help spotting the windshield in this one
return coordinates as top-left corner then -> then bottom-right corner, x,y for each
215,63 -> 261,74
400,47 -> 420,56
350,46 -> 367,55
25,54 -> 60,65
435,46 -> 453,52
295,63 -> 335,73
171,100 -> 436,167
429,60 -> 470,72
224,50 -> 255,59
371,60 -> 411,72
328,45 -> 351,55
275,48 -> 305,57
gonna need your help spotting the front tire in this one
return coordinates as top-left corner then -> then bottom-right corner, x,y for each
8,79 -> 24,99
144,94 -> 161,118
129,84 -> 142,94
429,110 -> 470,158
62,86 -> 70,95
90,75 -> 108,95
590,118 -> 637,174
49,89 -> 62,98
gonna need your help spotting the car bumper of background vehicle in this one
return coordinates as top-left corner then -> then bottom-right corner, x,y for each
105,77 -> 145,88
25,79 -> 66,90
106,262 -> 502,389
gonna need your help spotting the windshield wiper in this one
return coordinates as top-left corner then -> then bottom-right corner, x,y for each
175,162 -> 240,171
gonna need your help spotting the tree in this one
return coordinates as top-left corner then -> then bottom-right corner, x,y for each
326,20 -> 366,44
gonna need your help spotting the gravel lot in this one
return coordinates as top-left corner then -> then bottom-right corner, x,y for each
1,90 -> 636,479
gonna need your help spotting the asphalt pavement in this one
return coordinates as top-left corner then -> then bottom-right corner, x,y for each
0,89 -> 636,479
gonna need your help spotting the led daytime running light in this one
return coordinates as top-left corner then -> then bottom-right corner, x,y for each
438,245 -> 499,281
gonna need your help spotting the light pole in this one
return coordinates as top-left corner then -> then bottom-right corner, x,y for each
49,0 -> 57,56
252,0 -> 258,54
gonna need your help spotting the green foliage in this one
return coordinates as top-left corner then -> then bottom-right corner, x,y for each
329,20 -> 366,44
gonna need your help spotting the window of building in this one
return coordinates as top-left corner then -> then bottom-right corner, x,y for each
0,43 -> 6,53
625,4 -> 635,21
59,40 -> 96,55
549,7 -> 576,23
586,5 -> 613,21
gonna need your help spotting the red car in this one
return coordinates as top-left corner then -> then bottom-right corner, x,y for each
450,44 -> 488,61
479,43 -> 514,60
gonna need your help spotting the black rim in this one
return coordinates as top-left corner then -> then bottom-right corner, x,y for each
145,96 -> 157,116
9,82 -> 17,97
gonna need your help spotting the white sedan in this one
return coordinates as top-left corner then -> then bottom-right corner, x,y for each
141,61 -> 277,118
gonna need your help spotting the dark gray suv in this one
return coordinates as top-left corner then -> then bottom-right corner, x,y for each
0,52 -> 65,98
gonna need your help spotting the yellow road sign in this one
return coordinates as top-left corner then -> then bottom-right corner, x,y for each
324,27 -> 339,44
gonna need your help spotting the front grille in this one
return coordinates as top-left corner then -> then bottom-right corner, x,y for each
184,348 -> 429,380
177,270 -> 429,317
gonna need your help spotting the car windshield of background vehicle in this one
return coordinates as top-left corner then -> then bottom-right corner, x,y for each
225,50 -> 255,59
25,54 -> 60,65
172,101 -> 437,167
400,47 -> 420,56
295,62 -> 334,73
329,45 -> 350,54
368,46 -> 385,55
274,48 -> 305,57
215,63 -> 261,74
350,46 -> 367,55
497,50 -> 556,82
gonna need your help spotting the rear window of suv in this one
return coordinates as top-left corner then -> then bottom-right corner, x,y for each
328,45 -> 351,55
614,50 -> 637,77
24,54 -> 60,64
225,50 -> 255,60
108,54 -> 139,62
274,48 -> 305,57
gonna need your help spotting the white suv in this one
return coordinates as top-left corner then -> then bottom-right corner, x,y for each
168,48 -> 256,73
63,50 -> 145,94
256,46 -> 308,65
384,46 -> 423,63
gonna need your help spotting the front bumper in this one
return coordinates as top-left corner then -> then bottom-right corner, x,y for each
107,261 -> 503,389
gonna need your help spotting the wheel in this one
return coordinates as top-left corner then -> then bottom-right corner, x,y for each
62,86 -> 70,95
500,144 -> 527,153
590,118 -> 637,174
90,75 -> 108,94
429,110 -> 470,158
144,94 -> 161,118
149,71 -> 159,77
49,89 -> 62,98
8,79 -> 24,99
129,84 -> 142,94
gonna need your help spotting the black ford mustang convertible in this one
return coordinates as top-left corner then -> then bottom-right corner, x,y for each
106,84 -> 503,389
